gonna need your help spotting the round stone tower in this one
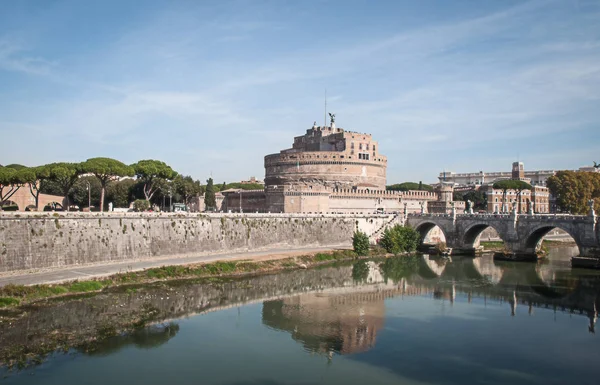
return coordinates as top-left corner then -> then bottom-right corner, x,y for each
264,124 -> 387,190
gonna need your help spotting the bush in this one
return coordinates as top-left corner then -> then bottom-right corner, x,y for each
133,199 -> 150,212
352,231 -> 370,256
379,225 -> 420,255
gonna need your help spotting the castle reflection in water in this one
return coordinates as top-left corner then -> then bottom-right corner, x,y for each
261,253 -> 600,358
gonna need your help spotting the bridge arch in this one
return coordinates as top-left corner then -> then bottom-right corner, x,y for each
522,225 -> 581,256
462,222 -> 505,250
413,221 -> 447,246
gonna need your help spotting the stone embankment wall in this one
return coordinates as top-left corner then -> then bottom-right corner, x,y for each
0,212 -> 392,273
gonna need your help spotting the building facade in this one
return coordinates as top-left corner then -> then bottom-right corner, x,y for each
439,163 -> 599,187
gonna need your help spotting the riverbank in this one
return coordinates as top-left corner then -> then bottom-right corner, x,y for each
480,239 -> 576,253
0,248 -> 385,311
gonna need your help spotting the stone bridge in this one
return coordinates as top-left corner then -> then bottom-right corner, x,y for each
406,211 -> 599,261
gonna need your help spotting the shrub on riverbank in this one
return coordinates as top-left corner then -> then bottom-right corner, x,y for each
379,225 -> 420,255
352,230 -> 370,256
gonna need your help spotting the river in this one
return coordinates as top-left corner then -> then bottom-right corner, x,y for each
2,247 -> 600,384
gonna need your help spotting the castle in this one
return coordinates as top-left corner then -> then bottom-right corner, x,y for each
214,119 -> 463,214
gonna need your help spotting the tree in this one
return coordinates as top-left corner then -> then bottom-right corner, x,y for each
204,178 -> 216,211
26,165 -> 51,210
44,163 -> 83,211
221,182 -> 264,191
132,160 -> 177,203
547,171 -> 600,214
0,166 -> 33,209
174,175 -> 203,206
106,179 -> 136,208
387,182 -> 433,192
69,176 -> 102,210
133,199 -> 150,212
352,231 -> 370,256
82,158 -> 134,212
454,189 -> 487,211
379,225 -> 420,255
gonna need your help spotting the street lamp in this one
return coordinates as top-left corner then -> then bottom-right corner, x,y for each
86,181 -> 91,211
168,188 -> 172,211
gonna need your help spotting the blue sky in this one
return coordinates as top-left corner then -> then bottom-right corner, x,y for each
1,0 -> 599,184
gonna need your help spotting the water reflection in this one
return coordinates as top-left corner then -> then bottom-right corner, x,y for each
86,323 -> 180,357
2,247 -> 600,384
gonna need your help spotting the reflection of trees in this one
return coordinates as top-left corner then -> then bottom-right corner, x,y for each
380,256 -> 420,283
85,323 -> 180,356
352,260 -> 369,282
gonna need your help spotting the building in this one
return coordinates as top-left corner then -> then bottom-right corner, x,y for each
443,162 -> 551,214
0,183 -> 66,211
239,176 -> 264,185
481,184 -> 550,214
212,119 -> 461,214
439,164 -> 599,187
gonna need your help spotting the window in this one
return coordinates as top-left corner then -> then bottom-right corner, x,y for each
359,143 -> 363,150
373,145 -> 376,152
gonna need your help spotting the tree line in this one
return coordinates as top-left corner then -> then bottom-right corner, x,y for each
547,170 -> 600,214
386,181 -> 433,192
0,158 -> 204,212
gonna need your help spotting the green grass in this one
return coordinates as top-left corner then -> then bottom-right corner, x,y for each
68,281 -> 104,292
480,241 -> 505,249
0,297 -> 20,307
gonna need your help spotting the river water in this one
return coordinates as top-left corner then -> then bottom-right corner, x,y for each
2,247 -> 600,385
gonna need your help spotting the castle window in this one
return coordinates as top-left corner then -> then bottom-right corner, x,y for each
373,145 -> 376,152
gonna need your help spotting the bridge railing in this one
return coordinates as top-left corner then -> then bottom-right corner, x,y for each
409,213 -> 590,221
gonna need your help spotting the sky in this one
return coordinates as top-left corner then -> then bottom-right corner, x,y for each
1,0 -> 599,184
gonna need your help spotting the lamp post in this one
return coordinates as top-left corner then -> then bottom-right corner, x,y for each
86,181 -> 91,211
169,188 -> 172,211
239,190 -> 243,213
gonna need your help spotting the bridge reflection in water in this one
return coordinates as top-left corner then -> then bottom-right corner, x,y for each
261,251 -> 600,358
